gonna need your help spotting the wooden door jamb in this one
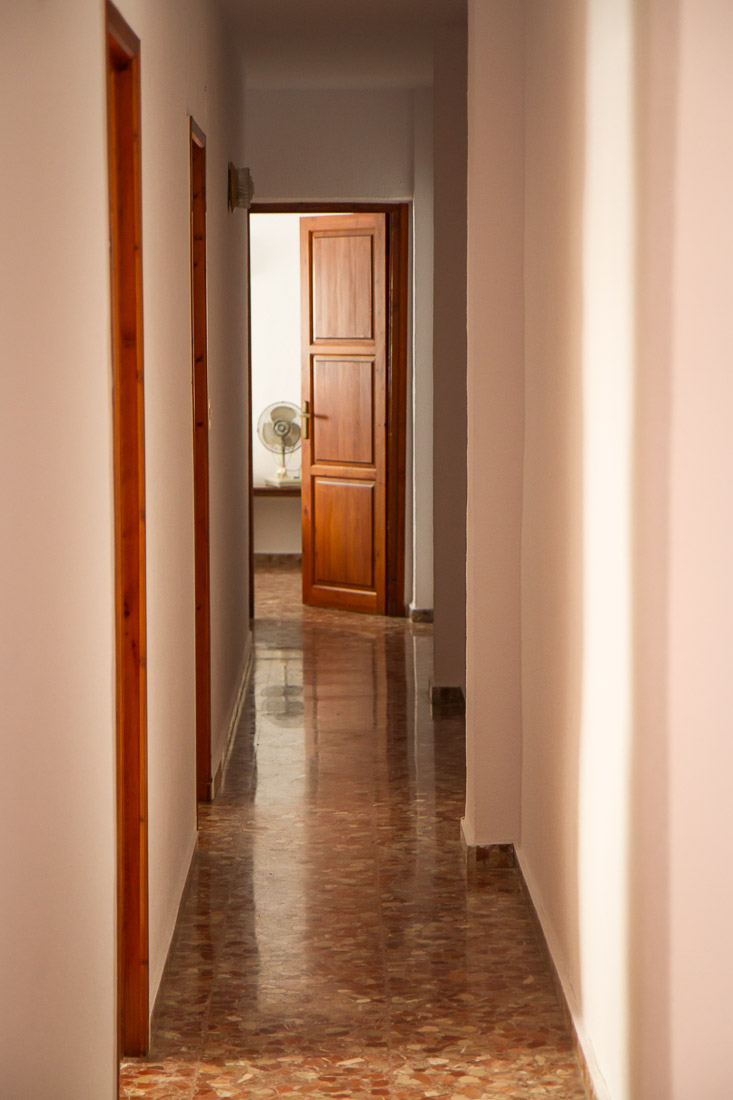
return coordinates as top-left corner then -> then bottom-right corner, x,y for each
189,117 -> 213,803
106,0 -> 149,1061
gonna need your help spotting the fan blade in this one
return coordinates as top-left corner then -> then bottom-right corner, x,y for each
281,424 -> 301,448
262,423 -> 279,448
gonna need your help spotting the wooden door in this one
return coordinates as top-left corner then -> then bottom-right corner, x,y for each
300,213 -> 387,614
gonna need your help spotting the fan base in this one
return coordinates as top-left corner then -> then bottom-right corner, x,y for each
265,475 -> 302,488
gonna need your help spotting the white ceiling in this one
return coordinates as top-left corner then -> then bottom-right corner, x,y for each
216,0 -> 467,89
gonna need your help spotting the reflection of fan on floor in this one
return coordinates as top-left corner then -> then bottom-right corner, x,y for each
260,654 -> 304,728
257,402 -> 302,487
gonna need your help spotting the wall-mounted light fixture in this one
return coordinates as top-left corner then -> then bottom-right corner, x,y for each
228,163 -> 254,211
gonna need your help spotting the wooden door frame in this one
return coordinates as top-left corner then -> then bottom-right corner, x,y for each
247,214 -> 255,621
248,202 -> 409,617
189,118 -> 213,802
106,1 -> 149,1059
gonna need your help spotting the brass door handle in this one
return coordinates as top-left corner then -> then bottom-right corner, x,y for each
301,401 -> 312,440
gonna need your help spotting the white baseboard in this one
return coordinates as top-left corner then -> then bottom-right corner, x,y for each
515,847 -> 611,1100
460,816 -> 477,848
149,830 -> 197,1017
212,640 -> 253,798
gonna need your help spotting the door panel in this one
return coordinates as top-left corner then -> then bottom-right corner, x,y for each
313,234 -> 373,340
312,357 -> 374,465
313,480 -> 374,588
301,213 -> 386,613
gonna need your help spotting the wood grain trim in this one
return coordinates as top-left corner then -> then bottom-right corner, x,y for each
300,219 -> 315,605
386,204 -> 409,616
106,0 -> 148,1060
107,0 -> 140,58
307,585 -> 380,614
247,212 -> 255,622
309,464 -> 376,481
190,116 -> 206,148
189,118 -> 212,804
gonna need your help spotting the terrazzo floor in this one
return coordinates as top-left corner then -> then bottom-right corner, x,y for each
121,561 -> 588,1099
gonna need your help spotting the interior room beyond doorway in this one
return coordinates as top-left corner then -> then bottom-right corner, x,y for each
250,212 -> 305,565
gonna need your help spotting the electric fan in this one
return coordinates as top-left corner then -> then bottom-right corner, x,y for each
257,401 -> 302,487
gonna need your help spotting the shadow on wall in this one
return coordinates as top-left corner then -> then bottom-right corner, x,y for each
626,0 -> 678,1095
520,0 -> 587,1055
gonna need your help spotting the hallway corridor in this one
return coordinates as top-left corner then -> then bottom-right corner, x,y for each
121,563 -> 587,1100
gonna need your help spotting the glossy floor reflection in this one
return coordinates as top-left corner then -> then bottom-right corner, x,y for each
121,561 -> 587,1099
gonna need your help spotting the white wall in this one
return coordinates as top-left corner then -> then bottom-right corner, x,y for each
0,2 -> 249,1095
250,213 -> 303,555
245,88 -> 414,202
250,214 -> 303,485
116,0 -> 250,1006
464,1 -> 525,844
520,1 -> 636,1096
432,26 -> 467,688
410,89 -> 434,613
253,497 -> 303,554
576,3 -> 635,1093
467,0 -> 636,1094
519,0 -> 586,1039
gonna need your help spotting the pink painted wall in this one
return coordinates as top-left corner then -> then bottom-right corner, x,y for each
664,0 -> 733,1093
628,1 -> 678,1094
466,1 -> 733,1097
519,3 -> 637,1093
627,1 -> 733,1094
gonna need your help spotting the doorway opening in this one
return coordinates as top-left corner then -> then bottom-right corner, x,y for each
248,203 -> 409,620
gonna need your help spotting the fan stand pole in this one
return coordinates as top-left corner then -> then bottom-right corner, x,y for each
276,440 -> 287,483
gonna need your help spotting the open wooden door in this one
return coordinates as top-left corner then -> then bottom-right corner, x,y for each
300,213 -> 388,614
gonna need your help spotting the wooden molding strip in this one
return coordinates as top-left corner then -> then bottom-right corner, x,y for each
106,0 -> 149,1060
